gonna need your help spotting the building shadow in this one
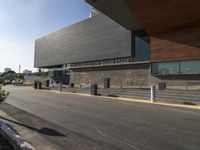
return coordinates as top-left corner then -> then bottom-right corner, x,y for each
0,116 -> 66,137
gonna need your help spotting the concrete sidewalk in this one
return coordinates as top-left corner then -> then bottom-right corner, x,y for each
0,106 -> 63,150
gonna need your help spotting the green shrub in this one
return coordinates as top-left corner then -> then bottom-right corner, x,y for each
0,77 -> 4,84
0,86 -> 9,103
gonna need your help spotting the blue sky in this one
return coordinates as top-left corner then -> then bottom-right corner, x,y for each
0,0 -> 91,72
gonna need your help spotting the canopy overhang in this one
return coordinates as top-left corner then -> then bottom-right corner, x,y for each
86,0 -> 200,35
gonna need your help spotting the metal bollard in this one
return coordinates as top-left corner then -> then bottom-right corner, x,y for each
38,82 -> 42,89
59,82 -> 62,92
70,83 -> 74,88
91,84 -> 98,95
151,86 -> 156,102
104,78 -> 110,89
46,80 -> 50,87
34,81 -> 38,89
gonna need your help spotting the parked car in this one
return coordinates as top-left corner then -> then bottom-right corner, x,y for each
4,80 -> 11,85
12,79 -> 23,84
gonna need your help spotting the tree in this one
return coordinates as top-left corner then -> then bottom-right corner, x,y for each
0,77 -> 4,84
0,86 -> 9,103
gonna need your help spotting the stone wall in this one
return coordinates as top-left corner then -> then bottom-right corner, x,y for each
70,63 -> 200,89
70,63 -> 151,88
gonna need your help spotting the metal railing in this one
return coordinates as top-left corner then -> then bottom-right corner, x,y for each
93,78 -> 104,85
186,82 -> 200,91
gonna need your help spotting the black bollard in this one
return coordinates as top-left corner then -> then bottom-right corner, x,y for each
46,80 -> 50,87
104,78 -> 110,89
38,82 -> 42,89
91,84 -> 98,95
59,82 -> 62,92
34,81 -> 38,89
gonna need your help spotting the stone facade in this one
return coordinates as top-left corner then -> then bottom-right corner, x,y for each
70,63 -> 200,89
70,63 -> 151,88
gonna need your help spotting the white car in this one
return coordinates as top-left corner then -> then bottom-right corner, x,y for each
12,79 -> 23,84
4,80 -> 11,84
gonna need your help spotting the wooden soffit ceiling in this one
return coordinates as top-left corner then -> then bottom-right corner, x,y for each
85,0 -> 144,32
86,0 -> 200,35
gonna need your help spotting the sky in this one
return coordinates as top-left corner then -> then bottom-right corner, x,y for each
0,0 -> 91,73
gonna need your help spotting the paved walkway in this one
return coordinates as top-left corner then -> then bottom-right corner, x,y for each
0,104 -> 66,150
55,87 -> 200,105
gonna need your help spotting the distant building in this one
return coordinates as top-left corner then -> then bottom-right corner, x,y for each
4,68 -> 11,73
23,70 -> 32,75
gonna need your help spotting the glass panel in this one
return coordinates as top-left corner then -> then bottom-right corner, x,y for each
134,36 -> 150,61
49,71 -> 54,77
152,62 -> 180,75
152,63 -> 158,74
158,62 -> 179,75
180,60 -> 200,74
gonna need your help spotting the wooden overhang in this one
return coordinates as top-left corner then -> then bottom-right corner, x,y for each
86,0 -> 200,35
85,0 -> 144,32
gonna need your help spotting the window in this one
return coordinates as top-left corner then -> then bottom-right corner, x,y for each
180,60 -> 200,74
134,36 -> 150,62
152,62 -> 179,75
152,60 -> 200,75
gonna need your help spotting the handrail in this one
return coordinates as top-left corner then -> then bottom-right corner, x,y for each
92,78 -> 104,85
186,81 -> 200,91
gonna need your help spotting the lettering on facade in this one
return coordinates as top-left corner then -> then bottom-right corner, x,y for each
69,57 -> 134,68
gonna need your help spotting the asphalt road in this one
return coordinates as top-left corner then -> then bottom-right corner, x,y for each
4,86 -> 200,150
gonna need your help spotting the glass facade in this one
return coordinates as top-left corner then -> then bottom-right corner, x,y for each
134,36 -> 150,62
152,60 -> 200,75
48,67 -> 70,77
89,8 -> 100,18
180,60 -> 200,74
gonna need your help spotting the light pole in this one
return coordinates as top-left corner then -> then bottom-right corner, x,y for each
19,65 -> 21,74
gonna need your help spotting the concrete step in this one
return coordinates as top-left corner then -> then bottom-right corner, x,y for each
60,87 -> 200,103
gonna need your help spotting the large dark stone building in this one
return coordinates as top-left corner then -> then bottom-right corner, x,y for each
34,0 -> 200,88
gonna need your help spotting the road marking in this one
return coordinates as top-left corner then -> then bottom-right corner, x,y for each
93,126 -> 107,137
93,126 -> 143,150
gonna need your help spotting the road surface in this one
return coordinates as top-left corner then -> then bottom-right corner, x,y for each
3,86 -> 200,150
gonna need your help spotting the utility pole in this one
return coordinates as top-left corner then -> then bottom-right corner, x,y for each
19,65 -> 21,73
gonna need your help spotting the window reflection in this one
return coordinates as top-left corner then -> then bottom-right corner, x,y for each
152,60 -> 200,75
180,60 -> 200,74
134,36 -> 150,62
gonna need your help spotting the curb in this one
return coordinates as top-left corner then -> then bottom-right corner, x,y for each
0,123 -> 35,150
48,89 -> 200,110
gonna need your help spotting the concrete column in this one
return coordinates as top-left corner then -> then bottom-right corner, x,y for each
151,86 -> 156,102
